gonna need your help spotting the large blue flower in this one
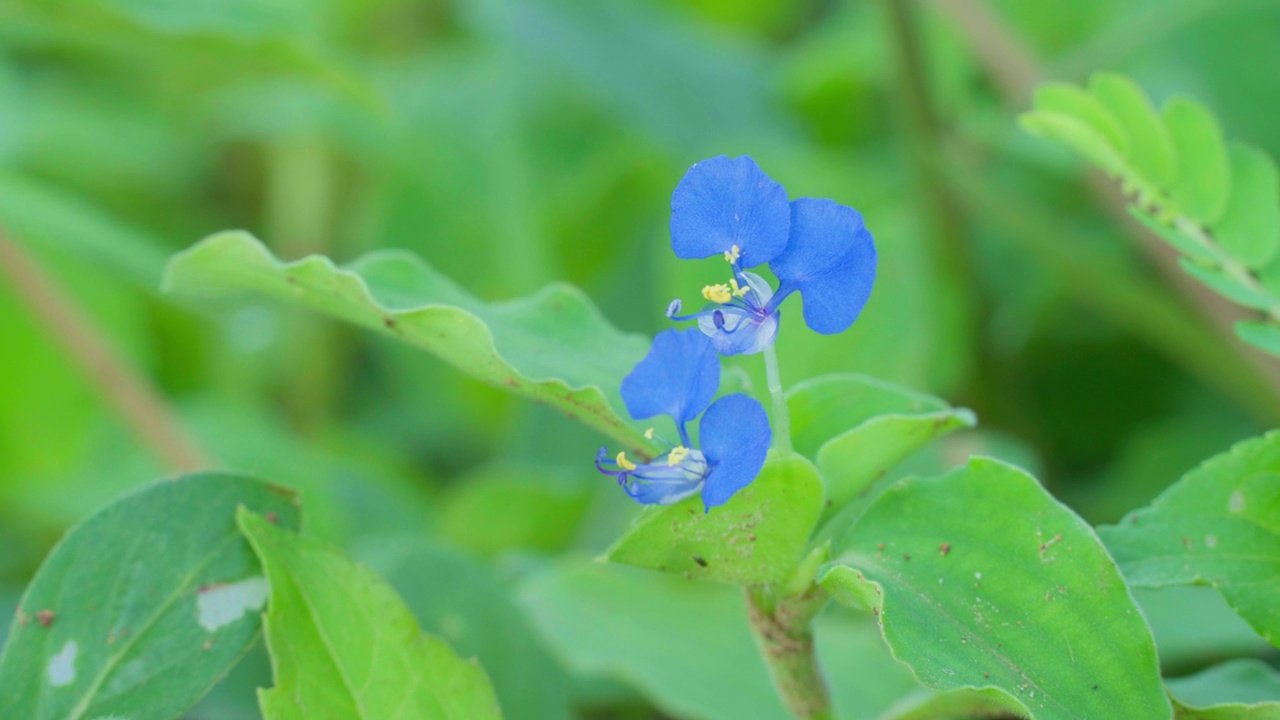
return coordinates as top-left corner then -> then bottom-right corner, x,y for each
666,155 -> 878,355
596,328 -> 771,511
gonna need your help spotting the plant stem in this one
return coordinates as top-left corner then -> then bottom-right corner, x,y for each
763,344 -> 792,454
265,133 -> 339,434
746,586 -> 833,720
0,231 -> 209,472
1173,217 -> 1280,323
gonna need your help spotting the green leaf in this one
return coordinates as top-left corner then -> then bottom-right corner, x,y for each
815,407 -> 975,523
0,473 -> 301,720
163,231 -> 656,456
1033,82 -> 1129,156
519,559 -> 926,720
1164,96 -> 1232,225
786,373 -> 960,459
1089,72 -> 1176,187
1098,431 -> 1280,648
1130,206 -> 1218,264
438,464 -> 593,557
361,539 -> 575,720
0,172 -> 170,289
602,454 -> 824,585
1168,660 -> 1280,719
237,509 -> 502,720
878,687 -> 1027,720
1019,110 -> 1126,175
1236,321 -> 1280,357
1178,258 -> 1278,311
1135,587 -> 1273,669
1213,142 -> 1280,269
821,458 -> 1170,719
518,559 -> 792,720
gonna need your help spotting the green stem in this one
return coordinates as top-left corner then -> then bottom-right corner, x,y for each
746,585 -> 833,720
1173,216 -> 1280,323
763,344 -> 792,454
265,133 -> 339,433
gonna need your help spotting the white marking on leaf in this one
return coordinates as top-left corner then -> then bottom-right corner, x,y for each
47,640 -> 77,687
196,576 -> 269,632
1228,490 -> 1245,513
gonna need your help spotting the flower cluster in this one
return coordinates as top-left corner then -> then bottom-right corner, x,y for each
597,155 -> 877,511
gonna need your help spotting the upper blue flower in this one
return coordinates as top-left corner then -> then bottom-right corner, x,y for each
596,328 -> 771,511
666,155 -> 877,355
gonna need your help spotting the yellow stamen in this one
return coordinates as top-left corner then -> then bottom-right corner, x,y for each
729,278 -> 750,297
616,452 -> 637,471
724,245 -> 740,263
702,283 -> 733,304
644,427 -> 655,440
667,446 -> 691,467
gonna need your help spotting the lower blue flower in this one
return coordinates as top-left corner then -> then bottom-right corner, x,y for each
597,329 -> 772,511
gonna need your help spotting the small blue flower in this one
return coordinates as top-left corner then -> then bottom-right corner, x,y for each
666,155 -> 877,355
596,328 -> 771,511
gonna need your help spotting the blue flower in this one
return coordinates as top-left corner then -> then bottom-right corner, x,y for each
666,155 -> 877,355
596,328 -> 771,511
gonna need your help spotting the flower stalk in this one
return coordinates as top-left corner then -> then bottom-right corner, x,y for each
763,344 -> 793,455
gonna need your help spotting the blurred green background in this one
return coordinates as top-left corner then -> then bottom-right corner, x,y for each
2,0 -> 1279,717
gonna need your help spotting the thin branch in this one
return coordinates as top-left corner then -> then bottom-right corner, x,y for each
0,231 -> 210,473
929,0 -> 1037,103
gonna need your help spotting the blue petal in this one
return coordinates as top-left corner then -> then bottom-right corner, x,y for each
698,394 -> 771,510
696,306 -> 779,356
769,198 -> 877,335
620,328 -> 720,426
670,155 -> 790,268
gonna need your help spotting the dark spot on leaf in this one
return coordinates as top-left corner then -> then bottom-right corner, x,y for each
877,543 -> 885,551
984,672 -> 990,678
264,483 -> 296,500
903,554 -> 911,561
693,555 -> 708,568
265,511 -> 278,523
939,542 -> 951,556
1092,684 -> 1099,691
36,609 -> 55,628
383,316 -> 397,329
